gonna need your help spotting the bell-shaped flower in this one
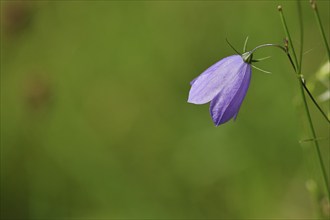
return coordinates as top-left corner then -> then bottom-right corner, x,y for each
188,54 -> 252,126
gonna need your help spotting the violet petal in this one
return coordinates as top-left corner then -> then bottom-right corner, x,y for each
209,63 -> 251,126
188,55 -> 243,104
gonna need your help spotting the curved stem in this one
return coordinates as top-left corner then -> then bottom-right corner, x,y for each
250,43 -> 297,71
250,43 -> 287,54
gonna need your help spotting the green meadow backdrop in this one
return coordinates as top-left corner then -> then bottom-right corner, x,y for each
1,0 -> 329,219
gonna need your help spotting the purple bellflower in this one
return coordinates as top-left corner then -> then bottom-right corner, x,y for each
188,54 -> 252,126
187,38 -> 272,126
188,39 -> 294,126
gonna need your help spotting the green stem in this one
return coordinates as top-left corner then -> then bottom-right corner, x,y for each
299,81 -> 330,200
250,43 -> 287,53
301,79 -> 330,124
297,0 -> 303,74
311,1 -> 330,61
278,4 -> 330,200
299,1 -> 330,124
248,43 -> 329,123
278,5 -> 298,68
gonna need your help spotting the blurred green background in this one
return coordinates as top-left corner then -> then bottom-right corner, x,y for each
1,0 -> 329,219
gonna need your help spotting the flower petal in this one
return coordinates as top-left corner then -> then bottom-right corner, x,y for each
190,76 -> 198,86
210,64 -> 251,126
188,55 -> 243,104
221,65 -> 251,122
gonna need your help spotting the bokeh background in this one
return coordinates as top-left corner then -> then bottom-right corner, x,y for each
1,0 -> 329,219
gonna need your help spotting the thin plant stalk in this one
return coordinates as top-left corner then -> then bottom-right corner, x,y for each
310,0 -> 330,61
297,0 -> 303,74
278,6 -> 298,67
301,80 -> 330,124
278,4 -> 330,200
278,5 -> 329,123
